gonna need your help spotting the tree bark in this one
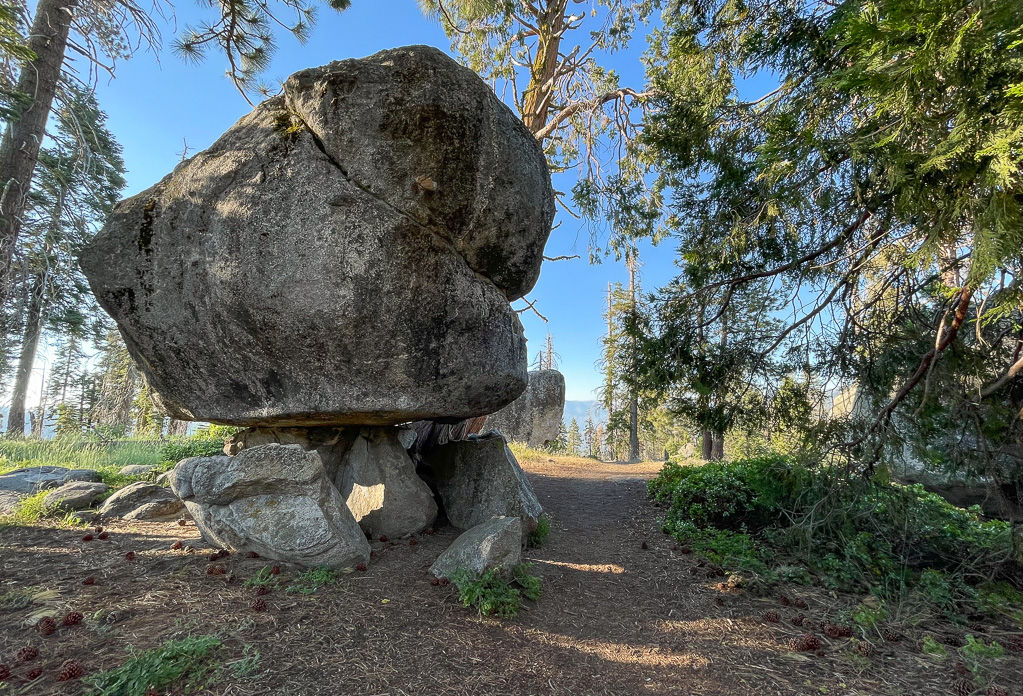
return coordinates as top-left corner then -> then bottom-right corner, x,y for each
0,0 -> 74,308
167,418 -> 190,437
711,432 -> 724,461
701,430 -> 713,460
520,0 -> 567,135
7,271 -> 46,437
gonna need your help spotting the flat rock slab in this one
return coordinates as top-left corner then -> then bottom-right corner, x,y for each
429,432 -> 543,542
99,482 -> 185,521
43,481 -> 109,512
168,444 -> 370,568
430,516 -> 522,580
81,45 -> 554,427
0,466 -> 99,494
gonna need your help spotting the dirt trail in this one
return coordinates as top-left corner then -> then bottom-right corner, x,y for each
1,455 -> 1019,696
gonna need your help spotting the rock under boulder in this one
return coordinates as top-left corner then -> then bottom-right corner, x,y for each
336,428 -> 437,539
428,433 -> 542,541
80,45 -> 554,428
0,466 -> 100,494
167,444 -> 370,568
430,516 -> 522,580
99,482 -> 186,521
42,481 -> 109,513
485,369 -> 566,448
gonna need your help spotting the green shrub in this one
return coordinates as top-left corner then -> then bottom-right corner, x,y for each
286,566 -> 337,594
450,564 -> 542,618
528,516 -> 551,548
650,454 -> 1023,617
513,563 -> 542,601
159,438 -> 224,463
84,635 -> 222,696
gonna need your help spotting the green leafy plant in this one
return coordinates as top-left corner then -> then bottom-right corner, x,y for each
244,567 -> 280,590
84,635 -> 222,696
528,516 -> 551,548
962,634 -> 1004,660
286,566 -> 337,594
922,635 -> 948,657
450,569 -> 521,618
513,563 -> 542,602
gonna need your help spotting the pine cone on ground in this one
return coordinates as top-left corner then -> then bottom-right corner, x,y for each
16,646 -> 38,663
1005,636 -> 1023,653
0,664 -> 9,680
793,598 -> 808,609
952,678 -> 974,696
789,633 -> 820,652
82,576 -> 95,586
986,686 -> 1009,696
255,587 -> 270,597
63,611 -> 84,626
81,534 -> 94,542
882,628 -> 900,642
171,541 -> 183,550
98,532 -> 109,540
968,622 -> 986,633
25,667 -> 42,680
779,595 -> 791,606
270,565 -> 280,575
205,564 -> 227,576
940,633 -> 966,647
251,598 -> 267,612
356,563 -> 367,572
247,551 -> 260,558
826,624 -> 853,638
125,551 -> 136,561
792,614 -> 805,627
57,660 -> 85,681
954,661 -> 969,675
714,597 -> 725,607
36,617 -> 57,636
856,642 -> 873,657
763,610 -> 780,623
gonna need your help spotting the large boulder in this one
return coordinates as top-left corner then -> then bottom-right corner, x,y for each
80,45 -> 555,428
42,481 -> 109,513
428,433 -> 542,541
167,444 -> 370,568
485,369 -> 566,448
430,516 -> 522,580
336,428 -> 438,539
99,482 -> 185,521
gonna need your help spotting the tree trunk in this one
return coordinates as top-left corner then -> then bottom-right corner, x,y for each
167,418 -> 190,437
701,430 -> 713,460
7,271 -> 46,437
0,0 -> 75,308
629,397 -> 640,461
520,0 -> 567,135
711,432 -> 724,461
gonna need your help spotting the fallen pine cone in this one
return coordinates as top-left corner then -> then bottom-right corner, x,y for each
379,535 -> 389,543
763,610 -> 780,623
714,597 -> 725,606
81,534 -> 94,542
94,526 -> 103,533
439,578 -> 449,586
779,595 -> 791,606
0,664 -> 8,680
98,532 -> 109,540
826,624 -> 852,639
789,633 -> 820,652
57,660 -> 84,681
792,614 -> 806,627
424,528 -> 435,535
36,617 -> 57,636
251,598 -> 267,612
25,667 -> 42,680
63,611 -> 84,626
955,661 -> 969,676
968,622 -> 986,633
82,576 -> 95,586
125,551 -> 136,562
430,578 -> 440,586
882,628 -> 900,642
171,541 -> 183,550
793,598 -> 808,609
940,633 -> 966,648
247,551 -> 260,558
177,518 -> 187,526
409,537 -> 418,546
270,565 -> 280,575
205,564 -> 227,576
1005,636 -> 1023,653
255,587 -> 270,596
16,646 -> 38,663
355,563 -> 367,572
952,678 -> 974,696
986,686 -> 1010,696
680,545 -> 693,554
857,642 -> 873,657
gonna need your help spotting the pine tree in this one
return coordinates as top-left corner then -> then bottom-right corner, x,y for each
566,417 -> 582,456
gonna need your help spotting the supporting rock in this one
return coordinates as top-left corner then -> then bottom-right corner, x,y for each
428,432 -> 542,542
167,444 -> 370,568
99,482 -> 186,521
430,516 -> 522,580
485,369 -> 566,449
336,428 -> 437,539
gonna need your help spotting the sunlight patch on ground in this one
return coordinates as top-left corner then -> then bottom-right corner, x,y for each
534,559 -> 626,574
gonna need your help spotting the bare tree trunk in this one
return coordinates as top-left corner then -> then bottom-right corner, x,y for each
711,433 -> 724,461
701,430 -> 713,460
0,0 -> 74,308
627,254 -> 640,461
7,271 -> 46,437
520,0 -> 568,135
167,418 -> 190,437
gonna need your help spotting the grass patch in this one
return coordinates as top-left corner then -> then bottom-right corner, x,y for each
244,567 -> 280,590
527,515 -> 551,548
451,563 -> 542,618
286,566 -> 338,594
84,635 -> 222,696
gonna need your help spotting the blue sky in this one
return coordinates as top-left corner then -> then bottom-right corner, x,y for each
88,2 -> 691,402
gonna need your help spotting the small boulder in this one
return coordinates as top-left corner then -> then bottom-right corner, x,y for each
167,444 -> 370,568
118,465 -> 157,477
336,428 -> 437,539
429,433 -> 542,541
99,482 -> 185,521
430,516 -> 522,580
62,469 -> 102,484
42,481 -> 109,512
0,466 -> 70,494
0,491 -> 21,515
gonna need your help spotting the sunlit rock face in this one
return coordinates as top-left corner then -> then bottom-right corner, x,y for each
81,45 -> 555,428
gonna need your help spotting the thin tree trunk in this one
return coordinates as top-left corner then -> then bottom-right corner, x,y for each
7,271 -> 46,437
0,0 -> 75,308
711,432 -> 724,461
520,0 -> 567,135
627,255 -> 640,461
701,430 -> 713,460
167,418 -> 190,437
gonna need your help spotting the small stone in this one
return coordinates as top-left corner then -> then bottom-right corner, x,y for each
171,541 -> 183,550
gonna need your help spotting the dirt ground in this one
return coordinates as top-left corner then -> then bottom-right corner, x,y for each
1,454 -> 1021,695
